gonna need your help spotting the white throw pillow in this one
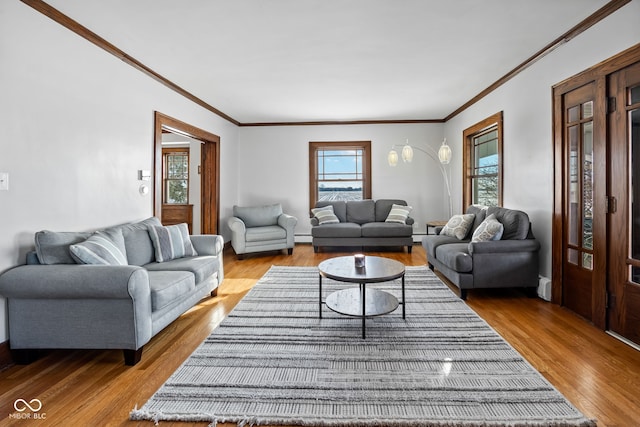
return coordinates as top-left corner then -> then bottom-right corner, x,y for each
440,214 -> 475,240
385,204 -> 412,224
148,223 -> 198,263
471,214 -> 504,242
69,229 -> 128,266
311,205 -> 340,225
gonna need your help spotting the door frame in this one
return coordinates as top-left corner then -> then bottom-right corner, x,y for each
153,111 -> 220,234
552,43 -> 640,329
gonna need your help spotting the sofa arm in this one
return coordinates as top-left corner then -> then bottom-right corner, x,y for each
310,217 -> 319,226
278,213 -> 298,248
228,216 -> 247,254
190,234 -> 224,257
0,265 -> 150,299
468,238 -> 540,255
278,213 -> 297,231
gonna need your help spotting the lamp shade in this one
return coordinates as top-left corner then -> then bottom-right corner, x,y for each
438,139 -> 452,164
401,144 -> 414,163
388,149 -> 399,166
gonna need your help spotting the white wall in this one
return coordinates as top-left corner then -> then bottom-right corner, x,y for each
236,124 -> 449,241
443,0 -> 640,277
0,2 -> 240,342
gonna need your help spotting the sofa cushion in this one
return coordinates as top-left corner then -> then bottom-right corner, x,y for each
346,200 -> 375,224
311,222 -> 362,238
69,228 -> 128,266
34,230 -> 91,265
423,234 -> 465,258
487,207 -> 530,240
471,214 -> 504,242
466,205 -> 488,233
361,222 -> 413,237
111,217 -> 162,266
148,223 -> 198,263
233,204 -> 282,227
441,214 -> 475,240
146,256 -> 219,284
374,199 -> 408,222
385,204 -> 412,224
147,270 -> 195,312
311,205 -> 340,225
436,243 -> 473,273
245,225 -> 287,242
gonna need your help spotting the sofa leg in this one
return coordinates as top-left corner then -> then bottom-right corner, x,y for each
428,262 -> 434,271
124,348 -> 143,366
12,349 -> 40,365
407,245 -> 413,254
237,254 -> 244,260
313,246 -> 319,253
211,288 -> 218,297
287,248 -> 293,255
524,287 -> 538,298
459,289 -> 468,300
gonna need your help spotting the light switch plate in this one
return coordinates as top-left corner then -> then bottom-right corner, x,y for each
0,172 -> 8,191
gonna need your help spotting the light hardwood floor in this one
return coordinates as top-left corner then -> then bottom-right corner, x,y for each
1,244 -> 639,426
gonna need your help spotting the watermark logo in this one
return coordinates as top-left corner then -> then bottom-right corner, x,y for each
9,399 -> 46,420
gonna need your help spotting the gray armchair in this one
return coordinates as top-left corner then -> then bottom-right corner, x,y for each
228,203 -> 297,259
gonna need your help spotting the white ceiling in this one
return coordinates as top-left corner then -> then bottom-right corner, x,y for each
46,0 -> 609,123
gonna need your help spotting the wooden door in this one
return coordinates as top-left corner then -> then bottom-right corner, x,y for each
560,82 -> 608,323
607,61 -> 640,346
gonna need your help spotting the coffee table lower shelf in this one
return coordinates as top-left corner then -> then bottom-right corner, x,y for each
324,287 -> 400,339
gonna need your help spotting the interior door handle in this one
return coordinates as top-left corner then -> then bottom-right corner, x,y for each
606,196 -> 617,214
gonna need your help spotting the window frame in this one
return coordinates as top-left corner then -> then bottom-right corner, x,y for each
162,147 -> 190,205
308,141 -> 372,211
462,111 -> 504,208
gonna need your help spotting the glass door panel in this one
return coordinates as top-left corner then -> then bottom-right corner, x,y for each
630,106 -> 640,284
566,102 -> 594,269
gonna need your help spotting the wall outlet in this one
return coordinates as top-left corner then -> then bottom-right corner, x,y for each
0,172 -> 8,191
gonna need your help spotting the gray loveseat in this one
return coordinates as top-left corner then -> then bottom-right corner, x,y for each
422,205 -> 540,300
310,199 -> 414,253
0,217 -> 223,366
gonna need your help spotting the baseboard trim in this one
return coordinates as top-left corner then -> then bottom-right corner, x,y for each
0,340 -> 12,370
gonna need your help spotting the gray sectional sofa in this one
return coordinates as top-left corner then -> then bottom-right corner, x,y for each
310,199 -> 414,253
0,217 -> 223,365
422,205 -> 540,299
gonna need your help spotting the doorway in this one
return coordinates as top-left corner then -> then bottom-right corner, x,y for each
553,43 -> 640,346
153,111 -> 220,235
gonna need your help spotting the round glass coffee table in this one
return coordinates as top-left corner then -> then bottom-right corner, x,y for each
318,256 -> 406,338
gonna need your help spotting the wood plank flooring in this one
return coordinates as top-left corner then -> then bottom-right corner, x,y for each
1,244 -> 639,426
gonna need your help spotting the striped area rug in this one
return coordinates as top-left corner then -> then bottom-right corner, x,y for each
131,265 -> 595,427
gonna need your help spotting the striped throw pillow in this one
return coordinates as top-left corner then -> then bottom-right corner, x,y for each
69,229 -> 128,265
148,223 -> 198,263
385,204 -> 412,224
311,205 -> 340,225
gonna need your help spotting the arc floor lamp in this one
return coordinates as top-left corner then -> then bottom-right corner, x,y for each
388,138 -> 453,218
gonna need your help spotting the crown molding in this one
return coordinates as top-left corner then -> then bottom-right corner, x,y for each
21,0 -> 630,127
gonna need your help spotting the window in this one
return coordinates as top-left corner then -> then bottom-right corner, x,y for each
309,141 -> 372,210
463,112 -> 503,207
162,147 -> 189,204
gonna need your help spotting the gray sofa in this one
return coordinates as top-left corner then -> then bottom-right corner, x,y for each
228,203 -> 297,259
310,199 -> 414,253
422,205 -> 540,300
0,217 -> 223,365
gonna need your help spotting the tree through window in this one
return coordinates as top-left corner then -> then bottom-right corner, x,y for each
162,147 -> 189,204
463,112 -> 503,207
